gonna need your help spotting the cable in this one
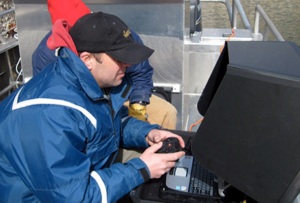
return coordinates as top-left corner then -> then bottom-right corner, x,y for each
220,28 -> 236,53
15,57 -> 22,83
15,57 -> 21,74
188,117 -> 203,132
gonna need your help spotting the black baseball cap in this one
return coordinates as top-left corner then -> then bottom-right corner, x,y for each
69,12 -> 154,64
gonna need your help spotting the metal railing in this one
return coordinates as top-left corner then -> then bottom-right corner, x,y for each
199,0 -> 251,31
196,0 -> 283,42
0,81 -> 23,98
198,0 -> 253,32
0,48 -> 23,98
232,0 -> 252,32
254,4 -> 284,41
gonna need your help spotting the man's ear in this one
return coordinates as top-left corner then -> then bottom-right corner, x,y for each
79,52 -> 93,71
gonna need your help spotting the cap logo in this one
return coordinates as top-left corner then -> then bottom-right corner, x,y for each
123,29 -> 131,38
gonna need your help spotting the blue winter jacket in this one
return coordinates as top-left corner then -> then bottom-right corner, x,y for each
0,47 -> 159,203
32,30 -> 154,104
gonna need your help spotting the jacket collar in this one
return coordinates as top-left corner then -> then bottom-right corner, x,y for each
58,47 -> 104,100
58,47 -> 132,104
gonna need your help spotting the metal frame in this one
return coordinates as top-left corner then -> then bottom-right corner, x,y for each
254,4 -> 284,41
0,8 -> 16,45
0,6 -> 22,98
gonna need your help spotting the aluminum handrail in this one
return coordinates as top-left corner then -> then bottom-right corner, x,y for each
232,0 -> 252,32
254,4 -> 284,41
0,81 -> 23,98
0,8 -> 15,17
197,0 -> 283,41
200,0 -> 252,31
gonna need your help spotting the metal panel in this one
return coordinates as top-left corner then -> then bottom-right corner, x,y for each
183,42 -> 221,130
14,4 -> 51,82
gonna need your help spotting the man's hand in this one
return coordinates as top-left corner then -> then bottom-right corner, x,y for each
146,129 -> 185,149
139,142 -> 185,179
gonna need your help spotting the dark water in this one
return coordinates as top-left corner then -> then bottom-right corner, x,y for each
198,0 -> 300,46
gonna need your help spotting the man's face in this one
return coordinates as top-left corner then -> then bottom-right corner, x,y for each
89,53 -> 131,88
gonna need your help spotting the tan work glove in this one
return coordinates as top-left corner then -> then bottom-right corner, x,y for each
128,103 -> 147,121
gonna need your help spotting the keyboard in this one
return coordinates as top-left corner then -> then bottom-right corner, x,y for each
189,160 -> 215,196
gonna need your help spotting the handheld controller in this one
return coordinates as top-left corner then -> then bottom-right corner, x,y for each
157,137 -> 182,153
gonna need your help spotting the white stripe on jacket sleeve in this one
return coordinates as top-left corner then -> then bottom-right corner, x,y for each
12,87 -> 97,128
91,171 -> 107,203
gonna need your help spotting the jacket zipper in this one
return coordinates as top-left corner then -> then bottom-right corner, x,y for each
107,95 -> 117,167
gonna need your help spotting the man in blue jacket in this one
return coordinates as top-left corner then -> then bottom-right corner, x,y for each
0,12 -> 185,202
